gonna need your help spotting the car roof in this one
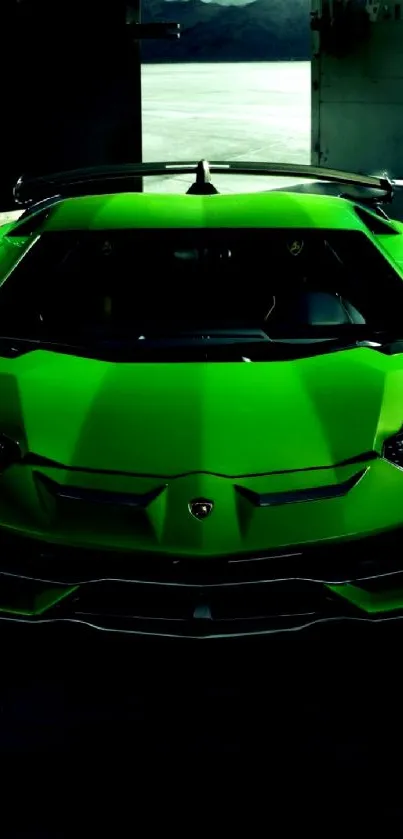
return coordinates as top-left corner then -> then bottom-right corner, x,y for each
35,190 -> 369,233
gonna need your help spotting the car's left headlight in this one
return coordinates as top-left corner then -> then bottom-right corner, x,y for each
383,429 -> 403,469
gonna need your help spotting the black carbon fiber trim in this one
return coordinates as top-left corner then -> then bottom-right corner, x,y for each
234,468 -> 367,507
34,471 -> 167,508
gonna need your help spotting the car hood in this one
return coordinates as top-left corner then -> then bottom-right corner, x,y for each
0,346 -> 400,476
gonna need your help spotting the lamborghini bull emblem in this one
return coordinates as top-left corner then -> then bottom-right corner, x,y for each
189,498 -> 214,520
287,238 -> 304,256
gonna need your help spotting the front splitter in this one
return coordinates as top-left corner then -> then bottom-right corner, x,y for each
0,570 -> 402,638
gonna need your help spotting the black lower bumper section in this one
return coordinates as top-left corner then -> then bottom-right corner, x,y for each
0,585 -> 402,637
0,573 -> 359,637
0,529 -> 402,637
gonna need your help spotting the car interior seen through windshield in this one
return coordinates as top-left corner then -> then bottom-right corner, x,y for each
1,227 -> 401,341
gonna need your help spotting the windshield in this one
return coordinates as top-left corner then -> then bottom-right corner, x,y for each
1,228 -> 401,352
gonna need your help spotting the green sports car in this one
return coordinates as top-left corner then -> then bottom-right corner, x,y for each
2,159 -> 403,638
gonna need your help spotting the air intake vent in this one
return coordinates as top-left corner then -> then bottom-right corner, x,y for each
6,198 -> 60,237
354,204 -> 399,235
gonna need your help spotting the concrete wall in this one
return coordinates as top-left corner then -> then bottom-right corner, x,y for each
311,3 -> 403,179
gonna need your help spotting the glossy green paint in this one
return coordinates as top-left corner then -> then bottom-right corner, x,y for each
2,188 -> 403,632
0,580 -> 78,616
376,228 -> 403,272
1,345 -> 403,557
0,231 -> 33,286
11,191 -> 369,233
327,583 -> 403,615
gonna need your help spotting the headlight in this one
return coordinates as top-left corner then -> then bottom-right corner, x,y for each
383,429 -> 403,468
0,435 -> 22,473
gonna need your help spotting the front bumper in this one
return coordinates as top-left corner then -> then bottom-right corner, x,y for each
1,529 -> 403,637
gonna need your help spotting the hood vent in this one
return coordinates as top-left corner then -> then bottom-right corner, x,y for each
354,203 -> 399,235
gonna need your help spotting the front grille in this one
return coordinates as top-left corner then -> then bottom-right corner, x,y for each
0,529 -> 402,637
0,527 -> 402,585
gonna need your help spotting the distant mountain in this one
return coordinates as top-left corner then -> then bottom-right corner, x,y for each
141,0 -> 311,62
